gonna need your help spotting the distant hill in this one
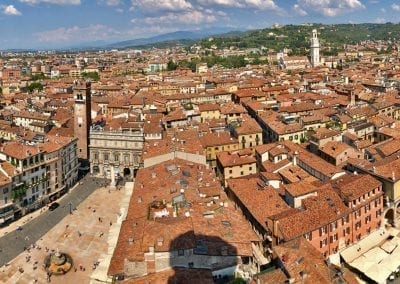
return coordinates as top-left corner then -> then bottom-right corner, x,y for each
106,23 -> 400,53
106,27 -> 240,49
197,23 -> 400,56
6,23 -> 396,53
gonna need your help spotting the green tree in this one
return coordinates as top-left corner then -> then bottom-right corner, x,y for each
81,71 -> 100,81
25,82 -> 43,93
167,59 -> 178,71
30,72 -> 45,81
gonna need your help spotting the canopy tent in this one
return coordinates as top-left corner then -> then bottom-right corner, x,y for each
364,266 -> 392,284
340,228 -> 389,263
350,255 -> 375,272
363,247 -> 388,263
345,234 -> 400,284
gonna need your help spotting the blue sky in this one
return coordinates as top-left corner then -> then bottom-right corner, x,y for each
0,0 -> 399,49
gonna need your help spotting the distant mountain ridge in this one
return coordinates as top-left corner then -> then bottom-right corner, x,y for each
4,23 -> 397,52
106,27 -> 240,49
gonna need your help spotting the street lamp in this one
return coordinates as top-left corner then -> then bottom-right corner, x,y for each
68,202 -> 72,215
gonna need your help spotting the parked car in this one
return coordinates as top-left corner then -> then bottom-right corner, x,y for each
49,202 -> 59,211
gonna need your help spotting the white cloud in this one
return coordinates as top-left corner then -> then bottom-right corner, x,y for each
392,3 -> 400,11
216,10 -> 228,16
374,17 -> 385,23
296,0 -> 365,17
3,5 -> 22,15
35,24 -> 122,43
243,0 -> 279,10
131,0 -> 192,12
293,4 -> 307,15
198,0 -> 243,7
139,9 -> 220,25
98,0 -> 121,5
380,7 -> 386,12
36,24 -> 192,45
196,0 -> 280,10
19,0 -> 80,4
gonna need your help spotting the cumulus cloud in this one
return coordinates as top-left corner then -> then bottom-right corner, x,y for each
296,0 -> 365,17
196,0 -> 280,10
36,23 -> 193,45
19,0 -> 80,4
35,24 -> 122,43
196,0 -> 242,7
243,0 -> 280,10
130,0 -> 192,12
2,5 -> 22,15
293,4 -> 307,15
392,3 -> 400,11
139,9 -> 220,25
374,17 -> 385,23
98,0 -> 121,5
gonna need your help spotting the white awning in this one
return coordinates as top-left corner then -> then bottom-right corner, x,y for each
344,229 -> 400,284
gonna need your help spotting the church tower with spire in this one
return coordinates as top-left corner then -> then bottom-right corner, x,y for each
310,29 -> 320,67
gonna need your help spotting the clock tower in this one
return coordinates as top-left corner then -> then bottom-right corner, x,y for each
73,80 -> 91,163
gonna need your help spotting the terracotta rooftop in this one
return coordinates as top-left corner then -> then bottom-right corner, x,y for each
143,129 -> 205,160
310,127 -> 340,140
234,116 -> 262,135
200,131 -> 237,148
278,187 -> 350,241
278,165 -> 318,184
283,181 -> 318,197
220,102 -> 246,115
127,267 -> 214,284
273,238 -> 332,284
1,141 -> 43,160
109,158 -> 258,277
319,141 -> 353,158
216,151 -> 256,168
227,178 -> 291,231
329,174 -> 381,202
198,103 -> 220,112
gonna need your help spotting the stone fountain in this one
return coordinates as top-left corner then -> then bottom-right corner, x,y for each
44,249 -> 73,275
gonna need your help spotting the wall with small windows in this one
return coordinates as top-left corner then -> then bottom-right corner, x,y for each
221,162 -> 257,187
304,186 -> 384,256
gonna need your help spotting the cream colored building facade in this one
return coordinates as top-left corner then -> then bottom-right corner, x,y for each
89,127 -> 144,179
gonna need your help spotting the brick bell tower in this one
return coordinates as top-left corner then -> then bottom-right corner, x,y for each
73,80 -> 91,166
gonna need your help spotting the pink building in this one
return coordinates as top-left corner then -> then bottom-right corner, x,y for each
277,174 -> 383,256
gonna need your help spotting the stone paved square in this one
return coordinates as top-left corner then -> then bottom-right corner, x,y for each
0,184 -> 130,284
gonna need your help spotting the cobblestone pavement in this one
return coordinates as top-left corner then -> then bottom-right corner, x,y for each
0,182 -> 129,284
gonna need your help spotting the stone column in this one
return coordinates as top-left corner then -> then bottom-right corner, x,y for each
110,165 -> 116,188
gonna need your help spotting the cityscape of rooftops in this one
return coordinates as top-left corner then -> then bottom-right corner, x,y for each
2,0 -> 400,283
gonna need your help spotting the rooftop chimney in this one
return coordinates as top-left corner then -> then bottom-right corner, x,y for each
293,151 -> 299,166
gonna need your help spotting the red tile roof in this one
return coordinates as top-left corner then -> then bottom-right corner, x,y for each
227,178 -> 291,231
